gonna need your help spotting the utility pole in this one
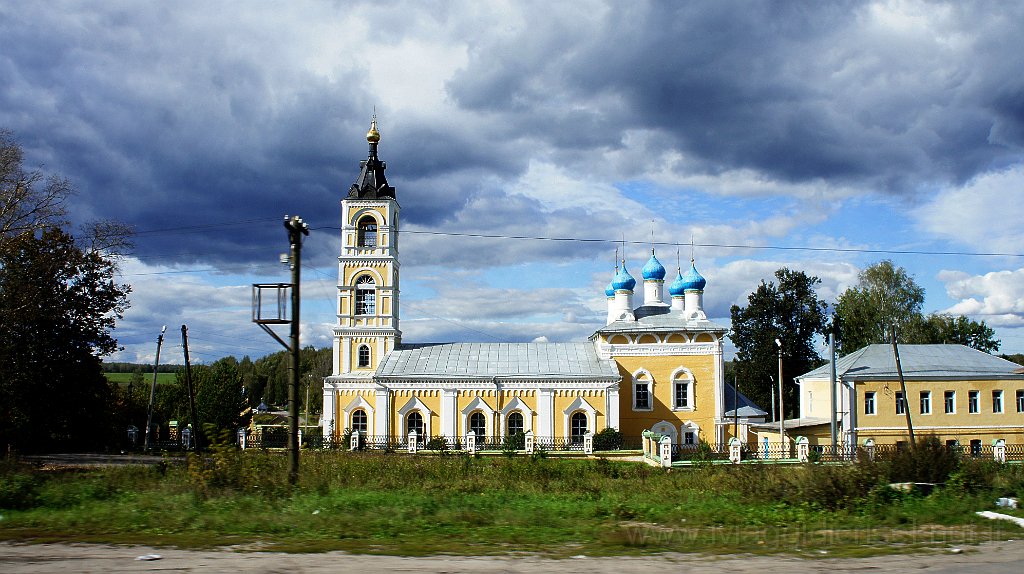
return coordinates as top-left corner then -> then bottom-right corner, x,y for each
891,329 -> 915,449
143,325 -> 167,451
775,338 -> 784,446
181,324 -> 201,454
253,215 -> 309,486
829,330 -> 838,449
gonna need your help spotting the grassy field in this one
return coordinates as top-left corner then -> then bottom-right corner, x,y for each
104,372 -> 178,385
1,447 -> 1022,557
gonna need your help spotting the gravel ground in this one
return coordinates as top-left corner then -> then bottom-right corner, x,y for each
3,540 -> 1024,574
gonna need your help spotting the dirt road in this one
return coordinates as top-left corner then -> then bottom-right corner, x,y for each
2,541 -> 1024,573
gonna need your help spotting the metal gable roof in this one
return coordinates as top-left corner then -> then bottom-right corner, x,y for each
594,306 -> 728,334
375,342 -> 620,380
798,344 -> 1024,381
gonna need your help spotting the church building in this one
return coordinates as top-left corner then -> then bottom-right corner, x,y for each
321,121 -> 747,448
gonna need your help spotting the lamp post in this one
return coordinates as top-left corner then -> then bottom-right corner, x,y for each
775,338 -> 784,447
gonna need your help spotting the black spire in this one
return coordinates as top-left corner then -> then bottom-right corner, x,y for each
348,117 -> 396,200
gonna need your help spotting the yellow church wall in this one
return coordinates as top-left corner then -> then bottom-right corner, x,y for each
343,264 -> 391,286
553,392 -> 605,437
613,353 -> 719,440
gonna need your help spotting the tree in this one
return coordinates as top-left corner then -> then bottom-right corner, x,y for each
835,260 -> 1000,354
730,268 -> 830,419
0,229 -> 131,451
910,313 -> 1000,354
0,131 -> 132,452
834,260 -> 924,353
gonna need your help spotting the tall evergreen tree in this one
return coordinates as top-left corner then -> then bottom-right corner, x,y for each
730,268 -> 829,419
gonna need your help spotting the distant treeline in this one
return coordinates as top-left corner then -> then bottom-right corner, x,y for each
102,362 -> 181,374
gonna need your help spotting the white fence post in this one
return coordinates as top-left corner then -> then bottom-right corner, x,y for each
408,430 -> 418,454
864,438 -> 875,462
659,435 -> 672,468
525,430 -> 535,454
350,430 -> 360,451
584,432 -> 594,455
466,432 -> 477,454
993,439 -> 1006,463
238,428 -> 247,450
796,436 -> 810,463
729,437 -> 742,464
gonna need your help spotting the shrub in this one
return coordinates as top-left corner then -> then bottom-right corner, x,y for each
880,435 -> 960,484
592,428 -> 623,451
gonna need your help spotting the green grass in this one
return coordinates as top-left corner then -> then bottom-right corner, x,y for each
104,372 -> 177,385
1,451 -> 1021,556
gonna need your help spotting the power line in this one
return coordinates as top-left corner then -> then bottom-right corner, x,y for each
307,226 -> 1024,259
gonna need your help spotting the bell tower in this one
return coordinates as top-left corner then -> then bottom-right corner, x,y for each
331,117 -> 401,378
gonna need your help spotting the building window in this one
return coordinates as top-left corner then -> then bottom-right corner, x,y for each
969,390 -> 980,414
469,411 -> 486,438
993,390 -> 1003,414
570,412 -> 588,444
355,275 -> 376,315
895,391 -> 905,415
357,345 -> 371,368
970,439 -> 982,456
920,391 -> 931,415
1016,390 -> 1024,413
633,373 -> 651,411
684,431 -> 696,445
671,370 -> 694,410
406,411 -> 424,439
864,391 -> 876,415
351,409 -> 367,434
357,216 -> 377,247
507,412 -> 524,436
944,390 -> 955,414
674,380 -> 689,409
634,382 -> 651,409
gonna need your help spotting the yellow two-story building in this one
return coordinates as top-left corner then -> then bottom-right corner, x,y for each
793,344 -> 1024,450
322,120 -> 761,448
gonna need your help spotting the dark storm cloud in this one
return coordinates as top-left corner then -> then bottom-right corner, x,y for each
448,1 -> 1024,193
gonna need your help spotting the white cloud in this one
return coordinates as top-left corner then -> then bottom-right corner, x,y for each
917,167 -> 1024,254
938,268 -> 1024,327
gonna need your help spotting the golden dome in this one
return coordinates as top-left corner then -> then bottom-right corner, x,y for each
366,118 -> 380,143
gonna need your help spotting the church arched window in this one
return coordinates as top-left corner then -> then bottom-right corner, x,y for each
350,409 -> 367,434
469,411 -> 486,438
357,344 -> 371,368
506,412 -> 524,436
357,216 -> 378,247
355,275 -> 376,315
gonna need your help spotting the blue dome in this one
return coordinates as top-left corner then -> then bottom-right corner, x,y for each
605,280 -> 615,298
680,263 -> 706,291
611,264 -> 636,292
642,253 -> 666,281
668,270 -> 687,297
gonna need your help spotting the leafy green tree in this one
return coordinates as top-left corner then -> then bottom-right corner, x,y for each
730,268 -> 830,419
0,229 -> 131,451
835,260 -> 999,354
834,260 -> 924,353
0,130 -> 132,452
909,313 -> 1000,354
167,358 -> 245,440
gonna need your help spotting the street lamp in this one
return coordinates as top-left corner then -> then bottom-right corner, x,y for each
775,338 -> 784,447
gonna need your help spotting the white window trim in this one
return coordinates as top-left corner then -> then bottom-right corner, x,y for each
460,396 -> 495,437
920,390 -> 932,415
650,420 -> 678,444
631,368 -> 654,412
864,391 -> 876,415
944,390 -> 956,414
993,390 -> 1004,414
562,396 -> 597,440
670,366 -> 695,412
680,420 -> 700,447
500,397 -> 534,435
397,396 -> 432,438
343,395 -> 375,435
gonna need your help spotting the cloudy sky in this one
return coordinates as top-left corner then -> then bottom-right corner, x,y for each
3,0 -> 1023,365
